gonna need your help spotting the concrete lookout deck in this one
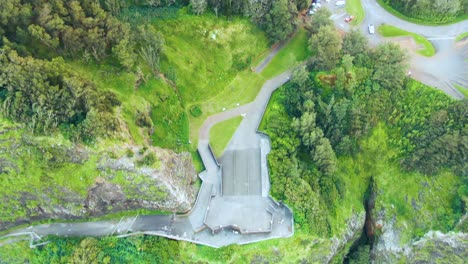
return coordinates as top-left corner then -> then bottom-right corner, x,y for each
3,72 -> 294,249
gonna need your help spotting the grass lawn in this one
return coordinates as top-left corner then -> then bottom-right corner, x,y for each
209,116 -> 243,157
456,32 -> 468,42
377,24 -> 435,57
344,125 -> 461,242
376,0 -> 468,26
188,28 -> 312,149
346,0 -> 365,26
454,84 -> 468,98
260,29 -> 310,78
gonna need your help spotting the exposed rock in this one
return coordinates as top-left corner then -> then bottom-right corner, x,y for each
371,210 -> 410,263
85,181 -> 127,212
324,211 -> 366,263
97,145 -> 198,212
0,144 -> 198,231
392,231 -> 467,263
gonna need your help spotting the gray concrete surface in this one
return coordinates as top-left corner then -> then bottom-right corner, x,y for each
221,148 -> 262,196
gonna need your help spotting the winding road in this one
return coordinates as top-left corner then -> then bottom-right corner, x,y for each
1,0 -> 467,249
333,0 -> 468,98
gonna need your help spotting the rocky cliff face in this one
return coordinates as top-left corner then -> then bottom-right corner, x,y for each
303,210 -> 366,263
94,145 -> 198,213
324,211 -> 367,263
0,141 -> 198,231
370,197 -> 467,263
372,224 -> 467,263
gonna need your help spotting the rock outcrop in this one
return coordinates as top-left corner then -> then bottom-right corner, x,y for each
0,142 -> 198,231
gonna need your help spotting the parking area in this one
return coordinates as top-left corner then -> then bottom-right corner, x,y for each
307,0 -> 351,30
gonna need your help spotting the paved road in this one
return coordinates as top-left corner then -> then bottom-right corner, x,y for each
360,0 -> 468,38
330,0 -> 468,98
360,0 -> 468,98
253,40 -> 287,73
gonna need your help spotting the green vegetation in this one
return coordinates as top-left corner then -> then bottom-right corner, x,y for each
261,28 -> 311,77
189,105 -> 203,117
454,84 -> 468,97
0,235 -> 181,263
188,27 -> 312,147
0,1 -> 466,262
209,116 -> 243,157
378,24 -> 435,56
378,0 -> 468,25
0,0 -> 313,230
346,0 -> 365,25
456,32 -> 468,42
339,125 -> 461,242
258,13 -> 465,250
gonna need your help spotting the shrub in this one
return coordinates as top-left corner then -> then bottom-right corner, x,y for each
190,105 -> 203,117
126,149 -> 134,158
137,152 -> 157,166
136,110 -> 153,127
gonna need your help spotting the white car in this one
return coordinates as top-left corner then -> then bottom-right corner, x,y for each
368,24 -> 375,34
336,1 -> 345,7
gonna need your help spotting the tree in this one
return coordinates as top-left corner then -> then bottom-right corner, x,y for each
312,137 -> 337,175
263,0 -> 296,42
137,25 -> 165,73
70,238 -> 101,264
291,65 -> 309,88
104,0 -> 125,16
343,30 -> 369,66
335,55 -> 357,94
28,24 -> 59,49
307,7 -> 332,35
191,0 -> 207,15
0,47 -> 119,140
294,0 -> 309,10
113,38 -> 135,70
309,25 -> 342,70
371,42 -> 407,90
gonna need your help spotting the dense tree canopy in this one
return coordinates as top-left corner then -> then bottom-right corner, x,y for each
262,0 -> 296,42
264,27 -> 467,234
309,25 -> 343,70
0,47 -> 120,140
381,0 -> 467,22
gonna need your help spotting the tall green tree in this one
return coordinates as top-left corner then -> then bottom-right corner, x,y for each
309,25 -> 342,70
343,30 -> 369,67
191,0 -> 208,15
307,7 -> 332,35
371,42 -> 407,90
263,0 -> 296,42
137,25 -> 165,73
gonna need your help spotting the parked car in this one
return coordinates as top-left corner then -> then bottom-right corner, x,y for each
336,1 -> 345,7
368,24 -> 375,34
345,16 -> 354,22
311,2 -> 321,8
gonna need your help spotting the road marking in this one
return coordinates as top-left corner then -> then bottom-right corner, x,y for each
110,217 -> 124,236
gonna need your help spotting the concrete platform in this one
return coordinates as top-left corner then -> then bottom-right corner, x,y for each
221,148 -> 261,196
204,196 -> 272,234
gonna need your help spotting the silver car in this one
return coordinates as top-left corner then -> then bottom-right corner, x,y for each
368,24 -> 375,34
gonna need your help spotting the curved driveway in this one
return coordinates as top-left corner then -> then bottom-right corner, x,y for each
360,0 -> 468,38
332,0 -> 468,98
361,0 -> 468,98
